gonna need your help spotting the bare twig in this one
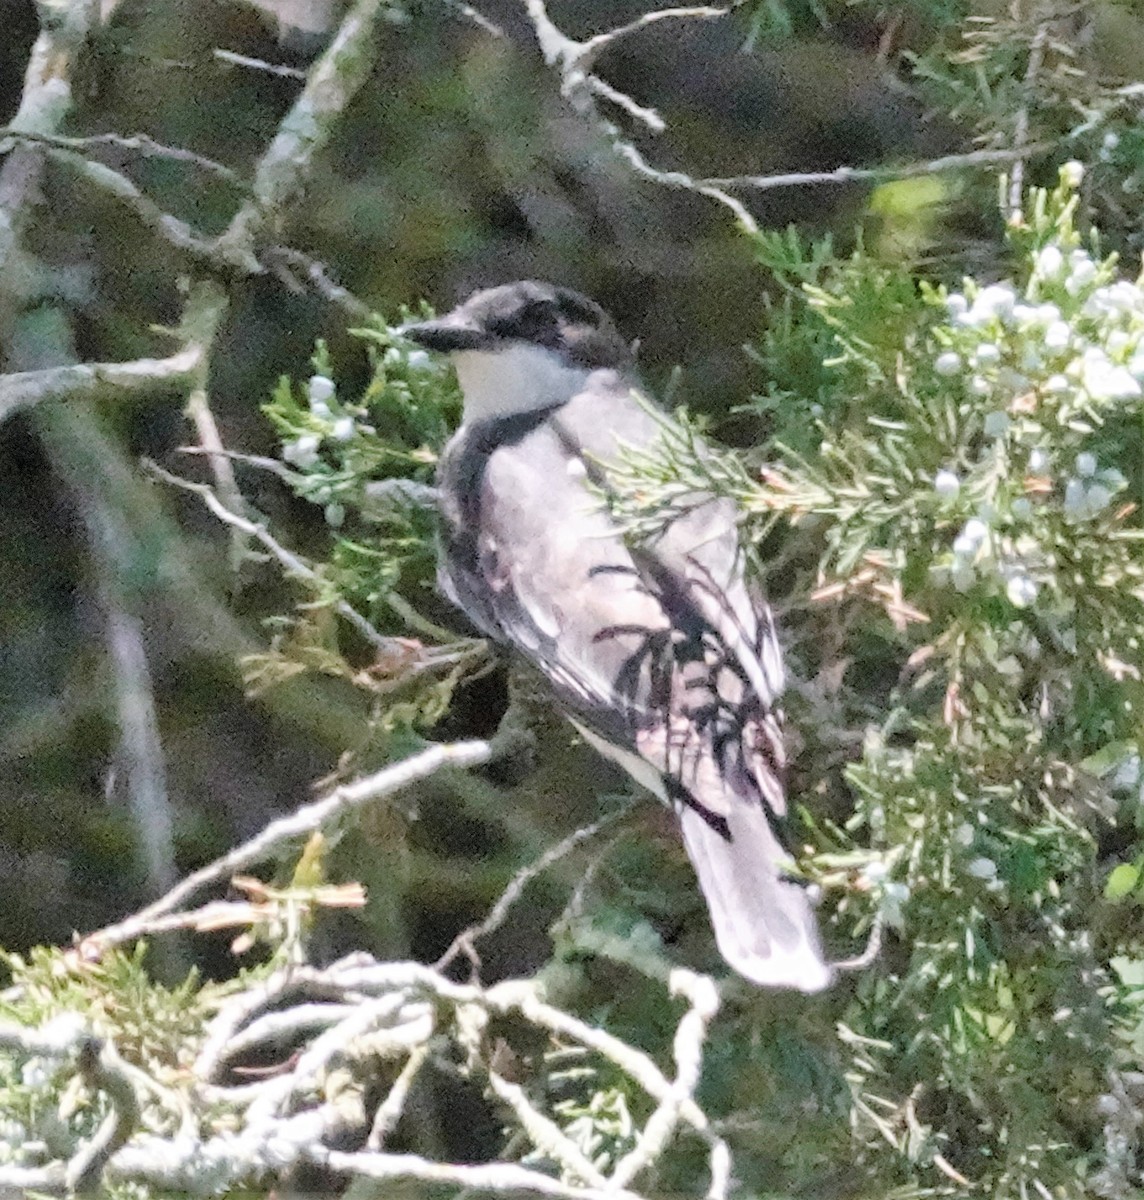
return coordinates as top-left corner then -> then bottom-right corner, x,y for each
144,459 -> 394,651
578,6 -> 727,69
436,801 -> 636,974
518,1 -> 1067,233
145,460 -> 481,666
486,1068 -> 611,1188
213,48 -> 308,80
833,910 -> 886,973
0,279 -> 227,427
0,343 -> 204,425
1,904 -> 724,1198
0,127 -> 248,189
194,965 -> 353,1082
703,142 -> 1060,194
264,245 -> 373,319
367,1043 -> 429,1148
520,0 -> 757,229
175,283 -> 250,567
610,971 -> 725,1196
38,148 -> 245,268
84,740 -> 493,952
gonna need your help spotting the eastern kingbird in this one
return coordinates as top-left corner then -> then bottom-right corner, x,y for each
405,281 -> 832,993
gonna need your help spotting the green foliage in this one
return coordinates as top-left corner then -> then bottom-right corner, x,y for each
604,167 -> 1144,1197
0,944 -> 231,1182
261,313 -> 459,622
249,313 -> 482,742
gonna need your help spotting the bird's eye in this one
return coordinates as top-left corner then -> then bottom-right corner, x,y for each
491,300 -> 560,341
525,300 -> 559,326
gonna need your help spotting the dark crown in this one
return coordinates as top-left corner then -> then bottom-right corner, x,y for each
406,281 -> 633,371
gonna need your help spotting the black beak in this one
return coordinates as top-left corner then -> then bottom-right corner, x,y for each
400,313 -> 489,352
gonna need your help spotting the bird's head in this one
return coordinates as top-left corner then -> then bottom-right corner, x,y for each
402,281 -> 633,421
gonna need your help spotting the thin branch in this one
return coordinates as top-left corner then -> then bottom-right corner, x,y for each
0,279 -> 225,425
485,1068 -> 611,1188
444,0 -> 505,37
702,142 -> 1060,193
144,460 -> 394,651
175,284 -> 249,568
610,971 -> 721,1193
436,801 -> 635,974
37,148 -> 246,269
518,0 -> 1067,233
213,48 -> 308,80
585,75 -> 666,132
0,0 -> 99,289
610,135 -> 759,232
194,965 -> 353,1082
0,343 -> 204,425
481,978 -> 729,1196
146,460 -> 481,667
519,0 -> 758,232
83,740 -> 493,952
0,127 -> 248,189
578,6 -> 727,68
263,245 -> 373,319
367,1044 -> 429,1148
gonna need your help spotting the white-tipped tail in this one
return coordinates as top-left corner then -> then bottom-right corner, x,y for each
679,803 -> 833,993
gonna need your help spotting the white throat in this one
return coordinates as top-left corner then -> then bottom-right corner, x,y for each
452,343 -> 594,422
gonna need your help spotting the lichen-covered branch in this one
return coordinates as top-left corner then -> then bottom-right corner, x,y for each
0,845 -> 724,1200
218,0 -> 392,263
0,281 -> 224,424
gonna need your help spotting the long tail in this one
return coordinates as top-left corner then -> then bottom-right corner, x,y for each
678,801 -> 833,993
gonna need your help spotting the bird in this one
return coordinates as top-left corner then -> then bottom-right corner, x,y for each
403,280 -> 833,993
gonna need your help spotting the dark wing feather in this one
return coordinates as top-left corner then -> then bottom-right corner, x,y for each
437,376 -> 832,991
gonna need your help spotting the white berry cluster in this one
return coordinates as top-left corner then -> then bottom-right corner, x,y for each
926,164 -> 1144,611
280,374 -> 369,527
282,375 -> 358,469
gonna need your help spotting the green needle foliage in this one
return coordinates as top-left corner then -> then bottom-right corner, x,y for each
604,166 -> 1144,1196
